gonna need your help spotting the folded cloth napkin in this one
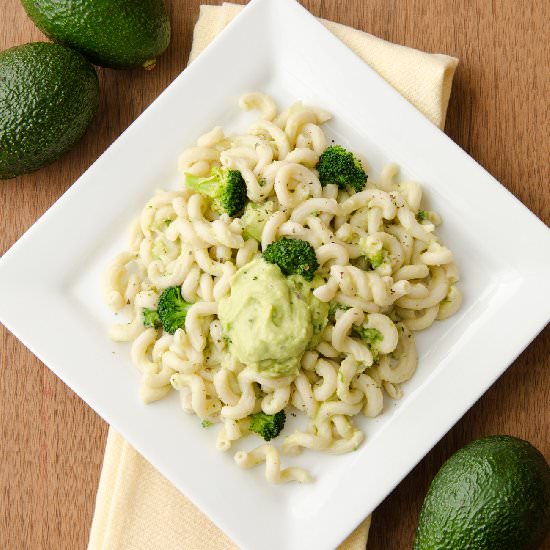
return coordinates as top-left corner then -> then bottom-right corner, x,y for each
88,5 -> 458,549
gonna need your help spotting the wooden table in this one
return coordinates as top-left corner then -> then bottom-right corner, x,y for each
1,1 -> 548,548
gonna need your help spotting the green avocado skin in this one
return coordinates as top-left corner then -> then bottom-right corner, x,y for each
413,436 -> 550,550
21,0 -> 171,69
0,42 -> 99,179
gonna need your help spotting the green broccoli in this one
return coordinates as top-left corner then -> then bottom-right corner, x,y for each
142,307 -> 161,328
316,145 -> 367,192
262,238 -> 319,281
157,286 -> 193,335
366,250 -> 384,270
241,200 -> 274,241
184,167 -> 247,216
352,326 -> 383,346
358,236 -> 385,270
352,325 -> 384,360
201,420 -> 213,428
249,411 -> 286,441
416,210 -> 429,222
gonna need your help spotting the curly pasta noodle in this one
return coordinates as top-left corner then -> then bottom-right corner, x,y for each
103,93 -> 461,484
234,444 -> 311,484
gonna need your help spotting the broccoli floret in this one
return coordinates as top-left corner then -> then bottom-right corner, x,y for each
142,307 -> 161,328
316,145 -> 367,192
352,325 -> 383,360
249,411 -> 286,441
352,326 -> 383,346
262,238 -> 319,281
184,167 -> 247,216
241,200 -> 274,241
201,420 -> 213,428
157,286 -> 193,335
416,210 -> 429,222
366,250 -> 384,270
359,236 -> 385,270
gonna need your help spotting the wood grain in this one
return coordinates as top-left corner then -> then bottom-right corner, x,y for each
1,1 -> 548,548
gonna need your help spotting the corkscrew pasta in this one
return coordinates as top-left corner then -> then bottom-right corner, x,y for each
102,93 -> 461,484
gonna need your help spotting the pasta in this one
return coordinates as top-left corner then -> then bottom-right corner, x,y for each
103,93 -> 461,484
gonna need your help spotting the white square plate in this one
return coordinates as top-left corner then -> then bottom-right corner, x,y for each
1,0 -> 549,548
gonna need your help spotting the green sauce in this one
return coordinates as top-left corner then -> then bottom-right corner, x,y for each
218,258 -> 328,377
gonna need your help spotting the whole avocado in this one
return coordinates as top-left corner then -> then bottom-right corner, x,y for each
414,435 -> 550,550
0,42 -> 99,179
20,0 -> 170,69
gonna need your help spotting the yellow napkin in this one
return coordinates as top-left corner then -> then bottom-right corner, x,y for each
88,5 -> 458,550
189,4 -> 458,128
